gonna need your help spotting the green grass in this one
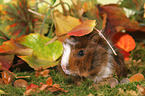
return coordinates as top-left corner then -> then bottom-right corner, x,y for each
0,68 -> 145,96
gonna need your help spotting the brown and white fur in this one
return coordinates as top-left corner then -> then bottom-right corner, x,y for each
60,31 -> 127,83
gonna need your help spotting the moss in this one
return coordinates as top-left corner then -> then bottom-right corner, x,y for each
0,69 -> 145,96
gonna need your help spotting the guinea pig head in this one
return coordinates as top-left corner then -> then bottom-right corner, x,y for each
60,32 -> 115,82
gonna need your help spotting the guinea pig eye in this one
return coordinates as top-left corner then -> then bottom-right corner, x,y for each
78,50 -> 85,57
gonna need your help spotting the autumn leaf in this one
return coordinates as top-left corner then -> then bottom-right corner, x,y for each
35,68 -> 50,77
25,83 -> 39,95
1,71 -> 13,84
112,32 -> 136,52
119,50 -> 130,61
0,40 -> 33,56
46,77 -> 53,86
53,10 -> 81,36
68,20 -> 96,36
0,39 -> 32,70
26,83 -> 39,90
0,33 -> 63,70
129,73 -> 144,82
14,79 -> 28,88
112,32 -> 136,60
97,4 -> 140,36
24,76 -> 67,95
0,55 -> 14,70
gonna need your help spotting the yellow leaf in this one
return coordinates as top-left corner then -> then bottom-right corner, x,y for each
53,10 -> 81,36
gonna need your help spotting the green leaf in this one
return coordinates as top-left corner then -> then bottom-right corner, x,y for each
0,32 -> 6,45
50,0 -> 56,5
16,33 -> 63,70
19,55 -> 59,70
120,0 -> 145,11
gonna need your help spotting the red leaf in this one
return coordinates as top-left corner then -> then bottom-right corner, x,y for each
119,50 -> 130,61
68,20 -> 96,36
0,39 -> 33,55
26,83 -> 39,90
112,32 -> 136,52
10,23 -> 18,27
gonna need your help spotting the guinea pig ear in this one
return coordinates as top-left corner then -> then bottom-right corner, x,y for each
113,52 -> 127,78
66,36 -> 78,45
88,32 -> 100,43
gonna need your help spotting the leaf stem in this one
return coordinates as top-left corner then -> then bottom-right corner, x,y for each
28,9 -> 46,17
40,9 -> 51,34
94,28 -> 117,56
0,30 -> 10,40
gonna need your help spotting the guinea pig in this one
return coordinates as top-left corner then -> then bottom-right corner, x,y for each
60,31 -> 127,83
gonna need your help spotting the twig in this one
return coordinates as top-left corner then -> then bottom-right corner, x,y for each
45,36 -> 59,45
28,9 -> 46,17
94,28 -> 117,56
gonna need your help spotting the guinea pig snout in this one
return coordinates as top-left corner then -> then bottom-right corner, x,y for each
61,65 -> 70,75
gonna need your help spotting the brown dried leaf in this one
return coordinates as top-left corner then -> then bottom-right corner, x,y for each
2,71 -> 13,84
0,55 -> 14,70
46,77 -> 53,86
35,68 -> 50,77
97,4 -> 140,36
35,67 -> 43,77
14,79 -> 28,88
39,84 -> 49,91
26,83 -> 39,90
40,69 -> 50,77
47,87 -> 59,93
0,78 -> 4,84
52,84 -> 60,88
